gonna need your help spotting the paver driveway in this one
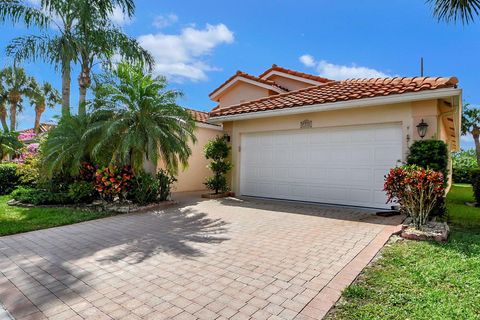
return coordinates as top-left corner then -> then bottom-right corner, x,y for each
0,193 -> 402,320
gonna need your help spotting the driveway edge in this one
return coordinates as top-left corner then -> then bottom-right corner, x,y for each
297,223 -> 403,319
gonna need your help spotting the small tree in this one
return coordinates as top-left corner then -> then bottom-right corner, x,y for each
461,104 -> 480,165
204,136 -> 232,194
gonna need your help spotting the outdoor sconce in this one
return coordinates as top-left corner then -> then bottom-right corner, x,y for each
223,133 -> 231,142
416,119 -> 429,139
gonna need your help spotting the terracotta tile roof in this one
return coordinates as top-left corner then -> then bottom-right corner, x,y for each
19,123 -> 56,134
209,71 -> 288,98
259,64 -> 333,84
186,108 -> 220,126
210,77 -> 458,117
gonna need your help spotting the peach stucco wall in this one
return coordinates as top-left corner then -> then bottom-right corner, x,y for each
158,124 -> 223,192
218,82 -> 270,108
220,99 -> 456,195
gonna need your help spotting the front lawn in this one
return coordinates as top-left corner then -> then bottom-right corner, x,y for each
326,184 -> 480,320
0,195 -> 115,236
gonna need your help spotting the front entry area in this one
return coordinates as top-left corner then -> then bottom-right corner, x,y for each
240,123 -> 403,209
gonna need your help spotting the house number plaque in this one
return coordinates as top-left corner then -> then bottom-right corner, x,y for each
300,119 -> 312,129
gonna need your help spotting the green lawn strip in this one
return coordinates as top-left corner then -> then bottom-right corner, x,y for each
0,195 -> 115,236
326,185 -> 480,320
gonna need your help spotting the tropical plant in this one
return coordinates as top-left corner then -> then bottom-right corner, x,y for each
68,181 -> 96,204
452,149 -> 478,183
88,62 -> 196,174
204,136 -> 232,194
40,115 -> 93,177
3,0 -> 151,117
0,130 -> 23,160
384,165 -> 445,229
0,66 -> 34,130
128,172 -> 160,205
94,165 -> 132,202
407,139 -> 449,179
157,169 -> 176,201
28,79 -> 61,134
461,103 -> 480,165
429,0 -> 480,24
16,154 -> 40,187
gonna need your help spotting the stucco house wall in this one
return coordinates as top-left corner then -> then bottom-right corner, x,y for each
221,99 -> 456,196
217,82 -> 271,108
158,123 -> 222,192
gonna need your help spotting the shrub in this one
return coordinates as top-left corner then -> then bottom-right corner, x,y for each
471,169 -> 480,203
157,169 -> 176,201
94,166 -> 133,202
68,181 -> 97,204
11,187 -> 71,205
129,172 -> 160,205
0,163 -> 20,195
79,162 -> 97,182
407,139 -> 449,177
384,165 -> 445,229
16,155 -> 40,187
204,136 -> 232,194
452,149 -> 478,183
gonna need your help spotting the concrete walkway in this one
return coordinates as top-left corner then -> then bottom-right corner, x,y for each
0,193 -> 403,319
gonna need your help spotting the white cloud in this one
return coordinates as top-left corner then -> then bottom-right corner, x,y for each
110,6 -> 133,26
299,54 -> 316,67
299,54 -> 391,80
153,14 -> 178,29
138,23 -> 234,82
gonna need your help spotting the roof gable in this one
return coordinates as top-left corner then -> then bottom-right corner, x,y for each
209,71 -> 287,101
259,64 -> 333,85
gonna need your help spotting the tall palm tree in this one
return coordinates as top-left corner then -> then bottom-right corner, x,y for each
76,25 -> 154,116
88,62 -> 196,174
429,0 -> 480,23
0,81 -> 9,131
29,79 -> 61,134
0,67 -> 33,131
2,0 -> 140,117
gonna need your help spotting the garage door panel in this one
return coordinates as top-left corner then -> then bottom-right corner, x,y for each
240,123 -> 402,208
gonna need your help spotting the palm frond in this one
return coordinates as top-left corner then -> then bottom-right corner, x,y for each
429,0 -> 480,24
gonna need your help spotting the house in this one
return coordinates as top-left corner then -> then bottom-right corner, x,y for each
159,108 -> 223,192
207,65 -> 462,209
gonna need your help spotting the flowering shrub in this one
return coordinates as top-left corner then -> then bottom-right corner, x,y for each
17,132 -> 36,142
94,166 -> 133,202
384,165 -> 445,229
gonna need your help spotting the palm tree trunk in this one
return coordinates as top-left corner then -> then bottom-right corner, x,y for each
0,104 -> 8,131
34,103 -> 45,134
61,62 -> 71,117
78,61 -> 91,117
473,129 -> 480,165
9,101 -> 16,131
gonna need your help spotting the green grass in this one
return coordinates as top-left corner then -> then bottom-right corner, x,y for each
0,195 -> 115,236
327,185 -> 480,320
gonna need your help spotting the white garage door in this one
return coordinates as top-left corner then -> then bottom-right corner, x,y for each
240,123 -> 403,209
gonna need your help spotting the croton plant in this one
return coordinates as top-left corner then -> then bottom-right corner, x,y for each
384,164 -> 445,229
94,166 -> 133,202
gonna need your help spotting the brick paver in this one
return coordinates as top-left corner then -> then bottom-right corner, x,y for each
0,192 -> 403,319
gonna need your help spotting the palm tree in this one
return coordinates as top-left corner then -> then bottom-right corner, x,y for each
41,115 -> 92,176
0,81 -> 9,131
2,0 -> 140,117
462,103 -> 480,164
76,25 -> 154,116
0,67 -> 33,131
29,79 -> 61,134
429,0 -> 480,23
88,62 -> 196,174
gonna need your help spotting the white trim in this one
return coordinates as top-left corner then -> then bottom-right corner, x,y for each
209,88 -> 462,123
196,122 -> 223,131
209,75 -> 285,100
260,70 -> 323,86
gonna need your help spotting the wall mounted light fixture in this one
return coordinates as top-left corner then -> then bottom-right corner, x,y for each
416,119 -> 429,139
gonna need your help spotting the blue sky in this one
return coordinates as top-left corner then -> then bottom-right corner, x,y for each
1,0 -> 479,148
